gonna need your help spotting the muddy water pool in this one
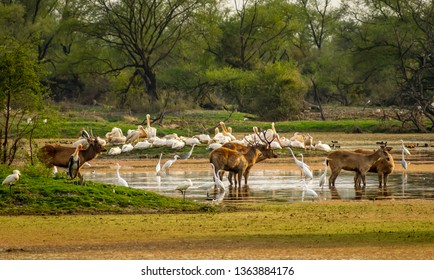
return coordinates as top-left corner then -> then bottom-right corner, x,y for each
85,167 -> 434,203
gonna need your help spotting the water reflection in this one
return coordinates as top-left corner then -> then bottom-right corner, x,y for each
85,167 -> 434,203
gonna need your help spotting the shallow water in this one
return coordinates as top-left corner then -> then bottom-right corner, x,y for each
85,167 -> 434,203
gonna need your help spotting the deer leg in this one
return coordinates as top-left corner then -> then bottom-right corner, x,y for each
244,167 -> 252,185
237,171 -> 243,187
378,173 -> 383,188
329,169 -> 340,188
360,173 -> 367,188
227,171 -> 234,185
383,173 -> 389,187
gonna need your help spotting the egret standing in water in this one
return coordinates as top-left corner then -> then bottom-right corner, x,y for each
400,140 -> 411,155
301,179 -> 318,202
299,153 -> 313,180
210,163 -> 225,191
155,153 -> 163,175
401,149 -> 408,171
161,155 -> 180,174
115,163 -> 129,187
319,158 -> 328,189
176,179 -> 192,200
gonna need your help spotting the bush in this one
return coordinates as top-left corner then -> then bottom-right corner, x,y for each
246,63 -> 307,121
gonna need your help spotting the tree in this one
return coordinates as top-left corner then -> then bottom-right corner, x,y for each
294,0 -> 344,120
86,0 -> 207,106
0,41 -> 48,164
345,0 -> 434,131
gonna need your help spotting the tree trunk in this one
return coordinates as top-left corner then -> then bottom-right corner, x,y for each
2,91 -> 11,164
311,78 -> 326,120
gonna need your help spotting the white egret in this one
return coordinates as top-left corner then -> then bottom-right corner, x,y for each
115,163 -> 128,187
288,147 -> 304,169
319,159 -> 328,188
2,170 -> 21,195
401,149 -> 408,170
210,163 -> 225,191
176,179 -> 193,200
301,179 -> 318,202
299,153 -> 313,179
400,140 -> 411,155
155,153 -> 163,175
161,155 -> 180,174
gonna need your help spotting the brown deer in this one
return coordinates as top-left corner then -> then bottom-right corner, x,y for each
326,146 -> 390,190
353,147 -> 394,188
210,128 -> 278,186
222,142 -> 277,185
38,137 -> 107,184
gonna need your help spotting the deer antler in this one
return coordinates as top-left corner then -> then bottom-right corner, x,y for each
255,127 -> 276,147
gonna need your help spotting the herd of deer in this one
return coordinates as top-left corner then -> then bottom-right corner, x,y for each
35,123 -> 399,199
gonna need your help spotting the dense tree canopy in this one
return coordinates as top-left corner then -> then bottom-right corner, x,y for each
0,0 -> 433,130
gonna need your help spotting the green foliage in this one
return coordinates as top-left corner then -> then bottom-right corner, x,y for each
247,63 -> 307,121
0,167 -> 206,215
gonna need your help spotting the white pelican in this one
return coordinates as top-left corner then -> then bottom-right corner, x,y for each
121,143 -> 134,152
108,146 -> 122,155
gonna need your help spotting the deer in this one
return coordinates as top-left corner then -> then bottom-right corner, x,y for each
38,136 -> 107,185
353,147 -> 394,189
326,146 -> 390,190
210,128 -> 278,187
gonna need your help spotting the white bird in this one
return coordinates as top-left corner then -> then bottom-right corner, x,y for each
314,141 -> 332,152
207,142 -> 222,150
115,163 -> 128,187
52,166 -> 58,177
288,147 -> 307,171
176,179 -> 193,200
134,140 -> 152,149
171,139 -> 186,150
401,140 -> 411,155
108,146 -> 122,155
180,144 -> 196,159
401,149 -> 408,170
121,143 -> 134,152
319,159 -> 328,188
2,170 -> 21,195
145,114 -> 157,138
301,179 -> 318,201
161,155 -> 180,174
299,153 -> 313,179
156,153 -> 163,175
210,163 -> 225,191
